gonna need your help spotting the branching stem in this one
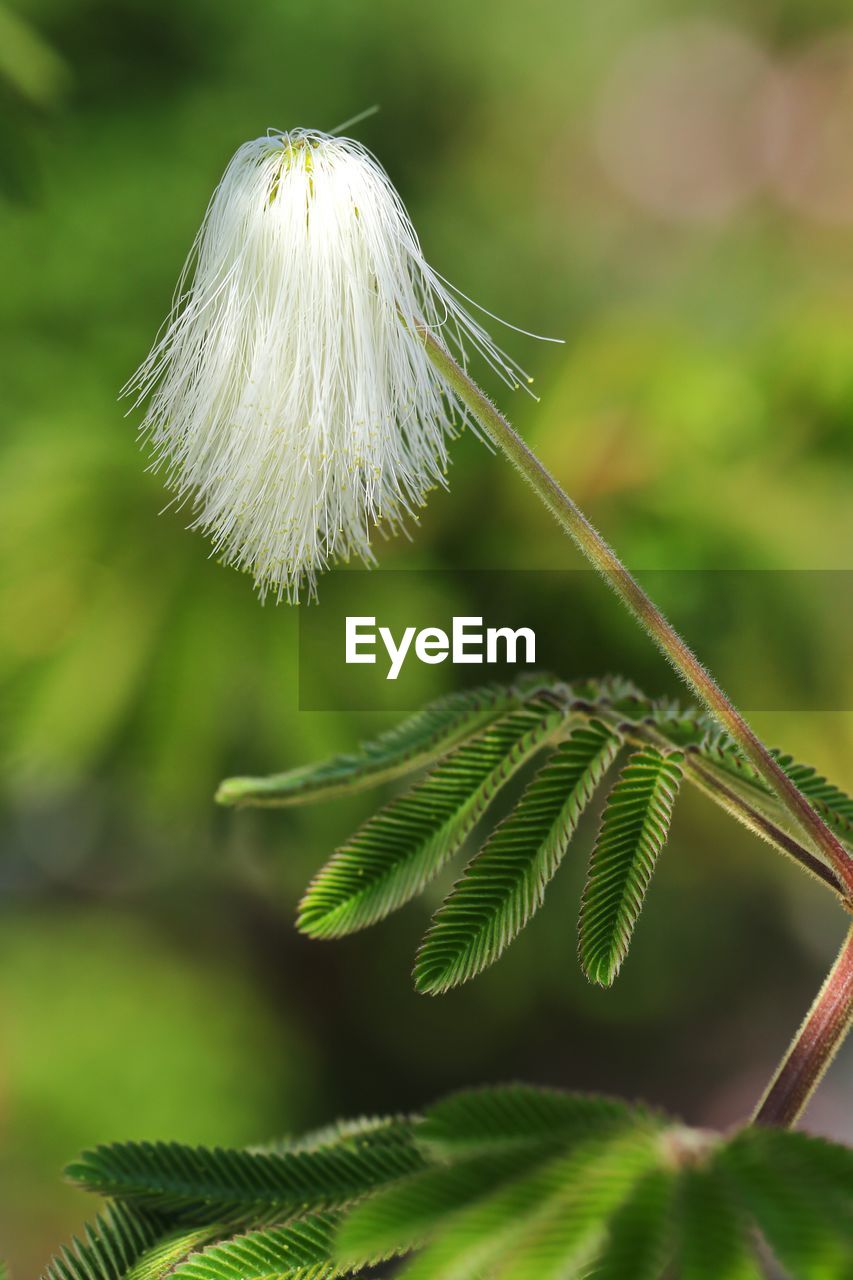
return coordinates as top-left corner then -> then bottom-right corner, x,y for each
753,925 -> 853,1127
422,329 -> 853,904
680,759 -> 845,898
561,697 -> 844,896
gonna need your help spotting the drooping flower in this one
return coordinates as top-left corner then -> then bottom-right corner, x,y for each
130,128 -> 531,600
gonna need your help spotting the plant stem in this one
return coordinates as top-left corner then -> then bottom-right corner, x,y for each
566,692 -> 846,897
422,329 -> 853,901
675,761 -> 844,899
753,925 -> 853,1127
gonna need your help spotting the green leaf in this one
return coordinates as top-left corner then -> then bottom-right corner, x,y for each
591,1167 -> 676,1280
414,722 -> 620,994
42,1205 -> 167,1280
337,1093 -> 664,1277
297,699 -> 567,938
336,1149 -> 546,1268
676,1164 -> 763,1280
719,1128 -> 853,1280
493,1130 -> 663,1280
125,1227 -> 227,1280
775,754 -> 853,828
66,1118 -> 425,1223
167,1213 -> 340,1280
418,1086 -> 652,1159
700,741 -> 853,850
52,1093 -> 853,1280
569,678 -> 853,852
395,1150 -> 593,1280
398,1131 -> 661,1280
216,684 -> 526,807
255,1115 -> 419,1156
579,749 -> 683,987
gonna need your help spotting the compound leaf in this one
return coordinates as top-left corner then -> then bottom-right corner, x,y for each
676,1164 -> 762,1280
397,1130 -> 662,1280
579,749 -> 683,987
42,1204 -> 167,1280
216,684 -> 526,807
167,1213 -> 340,1280
125,1227 -> 227,1280
336,1149 -> 545,1269
590,1167 -> 676,1280
418,1086 -> 652,1159
493,1130 -> 663,1280
700,743 -> 853,850
254,1115 -> 417,1156
395,1151 -> 595,1280
337,1091 -> 664,1277
414,722 -> 620,994
67,1118 -> 424,1223
719,1128 -> 853,1280
297,699 -> 566,939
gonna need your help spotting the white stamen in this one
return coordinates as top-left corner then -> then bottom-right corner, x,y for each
128,128 -> 540,601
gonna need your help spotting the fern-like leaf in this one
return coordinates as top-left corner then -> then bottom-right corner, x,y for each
719,1128 -> 853,1279
337,1093 -> 648,1270
571,678 -> 853,851
700,742 -> 853,850
590,1168 -> 676,1280
215,678 -> 853,988
776,753 -> 853,832
167,1213 -> 340,1280
125,1227 -> 227,1280
42,1205 -> 167,1280
493,1130 -> 664,1280
335,1102 -> 853,1280
297,699 -> 566,939
52,1093 -> 853,1280
676,1165 -> 762,1280
216,684 -> 527,808
389,1131 -> 661,1280
67,1118 -> 424,1223
579,749 -> 683,987
418,1086 -> 651,1158
413,722 -> 621,994
254,1115 -> 416,1156
393,1149 -> 601,1280
335,1149 -> 548,1268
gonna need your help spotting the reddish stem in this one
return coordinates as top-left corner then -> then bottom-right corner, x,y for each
753,924 -> 853,1127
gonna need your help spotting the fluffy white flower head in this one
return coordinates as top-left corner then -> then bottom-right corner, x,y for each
131,129 -> 529,600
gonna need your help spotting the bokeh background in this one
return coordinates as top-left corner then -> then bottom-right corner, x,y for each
2,0 -> 853,1271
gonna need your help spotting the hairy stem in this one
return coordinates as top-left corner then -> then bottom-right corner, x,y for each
682,760 -> 846,899
566,695 -> 846,898
753,925 -> 853,1127
423,329 -> 853,901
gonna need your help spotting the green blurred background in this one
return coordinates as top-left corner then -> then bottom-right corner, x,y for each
2,0 -> 853,1271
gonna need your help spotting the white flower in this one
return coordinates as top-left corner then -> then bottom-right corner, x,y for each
130,128 -> 531,601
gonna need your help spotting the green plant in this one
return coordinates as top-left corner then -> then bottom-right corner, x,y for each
46,1086 -> 853,1279
220,676 -> 853,1130
41,678 -> 853,1278
33,119 -> 853,1279
218,677 -> 851,987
